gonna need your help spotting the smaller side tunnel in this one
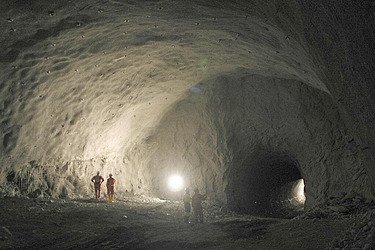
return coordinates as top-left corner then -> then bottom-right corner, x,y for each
226,149 -> 305,217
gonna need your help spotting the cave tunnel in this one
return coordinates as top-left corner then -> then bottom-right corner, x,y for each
226,149 -> 304,217
0,0 -> 374,219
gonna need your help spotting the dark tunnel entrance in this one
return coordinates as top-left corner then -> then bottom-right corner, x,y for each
226,150 -> 305,218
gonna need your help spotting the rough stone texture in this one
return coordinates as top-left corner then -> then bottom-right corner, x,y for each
143,72 -> 371,211
0,0 -> 374,212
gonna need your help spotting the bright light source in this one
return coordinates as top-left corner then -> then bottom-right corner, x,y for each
294,179 -> 306,204
168,175 -> 184,192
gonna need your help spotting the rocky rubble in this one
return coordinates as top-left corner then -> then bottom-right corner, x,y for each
296,194 -> 375,220
329,208 -> 375,249
290,193 -> 375,249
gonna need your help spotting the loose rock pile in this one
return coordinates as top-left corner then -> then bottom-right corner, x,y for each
293,193 -> 375,249
330,208 -> 375,249
297,194 -> 375,220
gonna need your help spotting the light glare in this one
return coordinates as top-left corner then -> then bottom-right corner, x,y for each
294,179 -> 306,203
168,175 -> 184,192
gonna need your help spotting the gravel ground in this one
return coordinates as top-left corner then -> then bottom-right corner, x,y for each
0,195 -> 361,249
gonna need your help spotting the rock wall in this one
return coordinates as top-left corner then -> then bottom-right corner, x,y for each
143,71 -> 372,211
0,0 -> 374,211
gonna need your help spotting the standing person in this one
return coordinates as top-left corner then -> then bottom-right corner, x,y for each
183,187 -> 191,223
91,171 -> 104,199
192,188 -> 207,223
106,174 -> 116,202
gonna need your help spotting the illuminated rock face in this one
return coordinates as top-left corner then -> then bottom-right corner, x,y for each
0,1 -> 374,212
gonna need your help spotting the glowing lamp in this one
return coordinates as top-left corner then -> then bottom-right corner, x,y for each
168,175 -> 184,192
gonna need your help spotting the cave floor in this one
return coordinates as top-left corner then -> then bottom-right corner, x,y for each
0,196 -> 353,249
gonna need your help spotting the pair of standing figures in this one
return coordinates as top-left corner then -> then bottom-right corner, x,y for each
91,171 -> 116,202
183,187 -> 207,223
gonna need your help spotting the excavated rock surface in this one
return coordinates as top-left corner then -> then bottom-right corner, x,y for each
0,0 -> 374,213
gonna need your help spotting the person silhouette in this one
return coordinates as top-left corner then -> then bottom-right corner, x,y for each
183,187 -> 192,223
192,188 -> 206,223
91,171 -> 104,199
106,174 -> 116,202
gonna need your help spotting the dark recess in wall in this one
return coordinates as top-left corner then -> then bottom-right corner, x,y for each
226,149 -> 303,217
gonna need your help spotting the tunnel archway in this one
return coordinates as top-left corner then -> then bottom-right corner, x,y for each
0,0 -> 373,213
226,149 -> 305,217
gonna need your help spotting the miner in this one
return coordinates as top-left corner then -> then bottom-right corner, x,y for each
106,174 -> 116,202
192,188 -> 207,223
91,171 -> 105,199
183,187 -> 192,223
